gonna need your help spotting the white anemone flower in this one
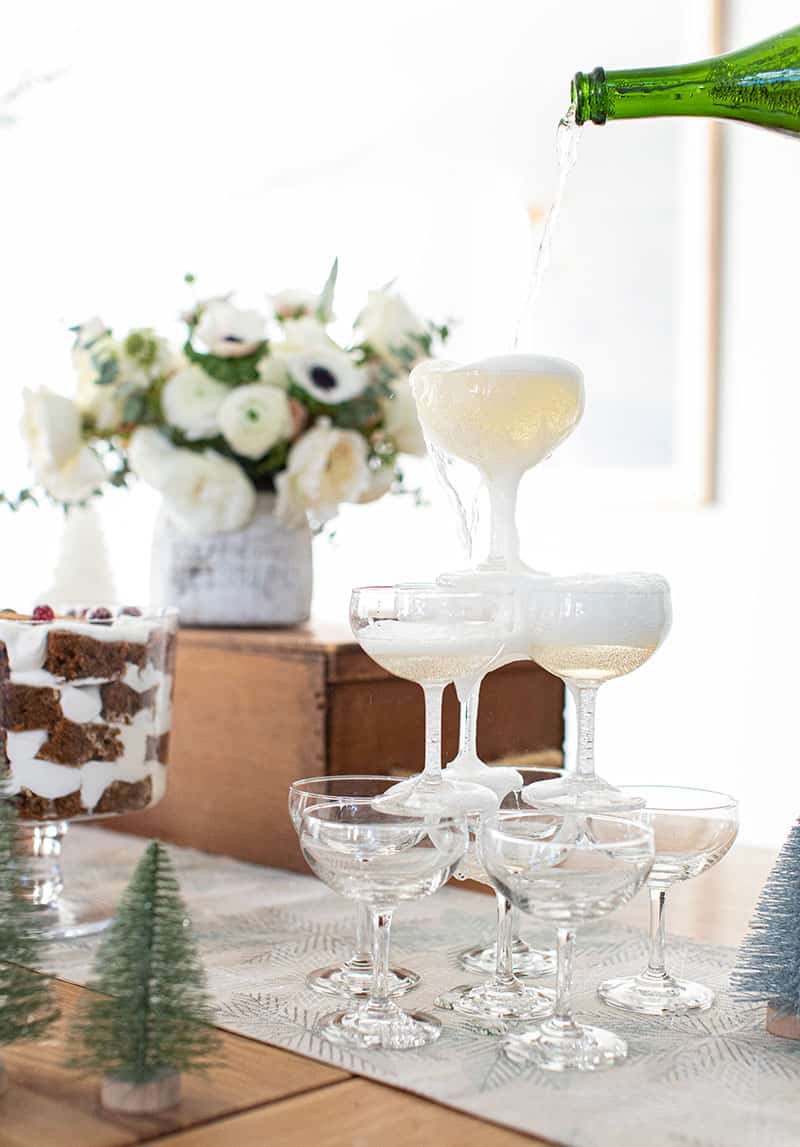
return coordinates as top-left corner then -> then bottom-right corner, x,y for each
195,300 -> 266,358
285,347 -> 367,406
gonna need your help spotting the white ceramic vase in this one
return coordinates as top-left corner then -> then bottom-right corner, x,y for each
150,493 -> 312,627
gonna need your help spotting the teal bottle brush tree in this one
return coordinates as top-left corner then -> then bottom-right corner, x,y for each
67,840 -> 221,1113
731,818 -> 800,1039
0,773 -> 61,1095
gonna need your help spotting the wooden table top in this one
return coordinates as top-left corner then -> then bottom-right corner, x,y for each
0,845 -> 775,1147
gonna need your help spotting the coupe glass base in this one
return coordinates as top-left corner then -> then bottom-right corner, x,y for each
459,940 -> 556,978
372,775 -> 497,816
306,963 -> 420,998
33,897 -> 113,941
315,1006 -> 441,1050
598,973 -> 715,1015
504,1021 -> 628,1072
435,981 -> 554,1025
521,773 -> 646,814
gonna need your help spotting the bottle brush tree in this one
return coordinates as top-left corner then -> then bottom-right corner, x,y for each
731,818 -> 800,1034
67,839 -> 220,1092
0,780 -> 60,1055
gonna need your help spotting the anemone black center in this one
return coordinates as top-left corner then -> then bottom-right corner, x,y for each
310,365 -> 337,391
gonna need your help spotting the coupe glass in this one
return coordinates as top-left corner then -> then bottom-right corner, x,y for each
410,355 -> 584,573
522,573 -> 671,812
300,801 -> 468,1050
482,810 -> 654,1071
288,775 -> 420,998
598,785 -> 739,1015
436,770 -> 568,1027
350,584 -> 513,814
0,603 -> 177,939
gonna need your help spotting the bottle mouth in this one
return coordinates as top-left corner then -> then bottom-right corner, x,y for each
571,67 -> 607,125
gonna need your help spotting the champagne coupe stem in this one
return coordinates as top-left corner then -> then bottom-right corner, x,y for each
644,884 -> 670,982
486,472 -> 522,569
368,909 -> 395,1015
550,926 -> 581,1035
346,902 -> 373,973
456,679 -> 481,765
568,682 -> 599,782
494,893 -> 517,990
421,684 -> 446,782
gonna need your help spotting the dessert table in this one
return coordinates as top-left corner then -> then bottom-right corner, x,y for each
0,835 -> 779,1147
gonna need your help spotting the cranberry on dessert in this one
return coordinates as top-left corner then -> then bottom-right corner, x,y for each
119,606 -> 143,617
32,604 -> 55,622
88,607 -> 113,623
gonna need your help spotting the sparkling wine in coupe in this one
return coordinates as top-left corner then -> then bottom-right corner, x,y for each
528,641 -> 658,684
411,354 -> 584,572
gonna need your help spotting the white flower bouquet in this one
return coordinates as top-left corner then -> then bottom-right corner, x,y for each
9,263 -> 448,535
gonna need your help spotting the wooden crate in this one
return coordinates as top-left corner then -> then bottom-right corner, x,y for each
105,623 -> 564,872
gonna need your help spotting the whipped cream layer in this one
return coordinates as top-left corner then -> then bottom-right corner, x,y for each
0,612 -> 175,819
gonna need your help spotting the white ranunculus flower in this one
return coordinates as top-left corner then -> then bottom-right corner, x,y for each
276,419 -> 370,525
153,447 -> 256,535
218,384 -> 294,460
161,365 -> 228,440
379,378 -> 427,456
195,300 -> 266,358
285,347 -> 367,406
21,388 -> 106,503
356,288 -> 429,363
270,288 -> 320,320
127,427 -> 178,486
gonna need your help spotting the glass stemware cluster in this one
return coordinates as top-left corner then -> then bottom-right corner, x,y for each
286,351 -> 738,1068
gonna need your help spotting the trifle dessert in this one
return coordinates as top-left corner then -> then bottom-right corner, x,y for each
0,604 -> 177,939
0,604 -> 177,821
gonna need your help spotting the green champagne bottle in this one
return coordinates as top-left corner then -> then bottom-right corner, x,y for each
572,25 -> 800,135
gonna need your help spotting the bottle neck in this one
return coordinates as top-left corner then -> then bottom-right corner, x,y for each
572,60 -> 721,126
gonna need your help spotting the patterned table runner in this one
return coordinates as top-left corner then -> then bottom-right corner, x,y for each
46,828 -> 800,1147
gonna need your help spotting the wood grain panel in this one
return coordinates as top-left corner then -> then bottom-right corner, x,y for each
0,980 -> 348,1147
154,1077 -> 543,1147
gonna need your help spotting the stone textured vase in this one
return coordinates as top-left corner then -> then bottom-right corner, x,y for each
150,493 -> 312,627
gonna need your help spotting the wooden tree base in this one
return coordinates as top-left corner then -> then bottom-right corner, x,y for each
766,1004 -> 800,1040
0,1059 -> 8,1097
101,1069 -> 181,1114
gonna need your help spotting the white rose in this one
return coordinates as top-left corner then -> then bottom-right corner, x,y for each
379,378 -> 426,455
195,300 -> 266,358
156,448 -> 256,535
128,427 -> 178,486
161,366 -> 228,440
21,388 -> 106,503
270,288 -> 320,320
218,384 -> 294,460
37,448 -> 107,504
276,419 -> 370,525
285,347 -> 367,406
356,288 -> 428,363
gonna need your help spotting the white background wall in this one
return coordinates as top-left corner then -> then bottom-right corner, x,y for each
1,1 -> 798,846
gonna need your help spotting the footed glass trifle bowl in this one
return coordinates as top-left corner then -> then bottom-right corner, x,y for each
0,603 -> 178,938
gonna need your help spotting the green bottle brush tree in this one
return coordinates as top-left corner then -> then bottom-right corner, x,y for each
67,840 -> 221,1113
0,779 -> 61,1094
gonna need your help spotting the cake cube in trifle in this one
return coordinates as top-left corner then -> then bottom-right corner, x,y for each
0,605 -> 178,822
